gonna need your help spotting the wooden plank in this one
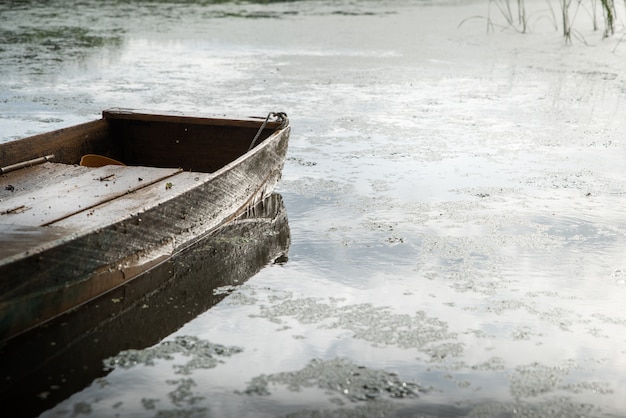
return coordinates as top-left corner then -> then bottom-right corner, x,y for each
113,121 -> 256,172
0,119 -> 112,166
53,171 -> 212,230
0,163 -> 181,226
1,163 -> 90,201
103,108 -> 285,129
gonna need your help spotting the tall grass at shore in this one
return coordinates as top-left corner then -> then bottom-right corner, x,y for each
483,0 -> 623,43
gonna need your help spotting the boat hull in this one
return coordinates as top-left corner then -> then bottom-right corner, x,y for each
0,109 -> 290,341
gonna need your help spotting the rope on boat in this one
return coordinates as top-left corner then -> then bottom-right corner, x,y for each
248,112 -> 289,152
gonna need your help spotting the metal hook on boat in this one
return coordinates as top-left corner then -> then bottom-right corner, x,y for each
248,112 -> 289,152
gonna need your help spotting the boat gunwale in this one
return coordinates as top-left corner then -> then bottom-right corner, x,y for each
102,107 -> 287,130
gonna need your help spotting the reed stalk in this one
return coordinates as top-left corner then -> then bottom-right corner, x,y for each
591,0 -> 599,30
601,0 -> 616,36
488,0 -> 529,32
561,0 -> 571,41
486,0 -> 623,42
518,0 -> 528,31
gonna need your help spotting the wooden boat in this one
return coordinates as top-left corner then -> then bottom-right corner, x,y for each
0,108 -> 290,342
0,193 -> 290,416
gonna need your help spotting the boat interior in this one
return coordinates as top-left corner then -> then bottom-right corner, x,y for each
1,110 -> 278,173
0,110 -> 281,230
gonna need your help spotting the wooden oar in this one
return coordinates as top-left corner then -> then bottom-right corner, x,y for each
80,154 -> 126,167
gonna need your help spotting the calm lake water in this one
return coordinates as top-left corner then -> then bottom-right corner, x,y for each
2,0 -> 626,417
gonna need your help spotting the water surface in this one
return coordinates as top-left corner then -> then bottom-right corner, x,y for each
1,0 -> 626,416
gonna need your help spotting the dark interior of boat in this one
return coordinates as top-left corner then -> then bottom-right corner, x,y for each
1,111 -> 278,174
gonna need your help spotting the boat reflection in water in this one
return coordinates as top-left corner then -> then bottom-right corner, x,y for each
0,193 -> 290,417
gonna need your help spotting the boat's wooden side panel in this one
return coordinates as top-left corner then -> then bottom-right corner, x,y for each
0,163 -> 181,226
109,119 -> 272,173
0,120 -> 113,166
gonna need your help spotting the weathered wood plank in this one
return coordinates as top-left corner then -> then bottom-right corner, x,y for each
1,163 -> 90,201
0,163 -> 181,226
0,119 -> 112,166
53,171 -> 212,230
103,108 -> 285,129
112,121 -> 256,172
